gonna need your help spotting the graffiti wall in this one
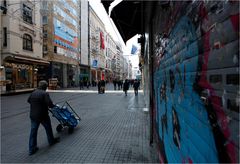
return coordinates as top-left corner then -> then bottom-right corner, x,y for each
152,1 -> 239,163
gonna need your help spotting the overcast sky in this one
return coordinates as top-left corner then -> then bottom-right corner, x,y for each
88,0 -> 140,68
88,0 -> 125,45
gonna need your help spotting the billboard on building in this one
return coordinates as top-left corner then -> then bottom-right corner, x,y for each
53,4 -> 80,61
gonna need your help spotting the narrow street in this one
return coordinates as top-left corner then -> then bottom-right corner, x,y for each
1,85 -> 159,163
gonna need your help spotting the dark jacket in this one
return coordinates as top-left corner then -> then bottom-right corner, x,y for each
123,81 -> 129,91
133,81 -> 140,90
27,89 -> 54,121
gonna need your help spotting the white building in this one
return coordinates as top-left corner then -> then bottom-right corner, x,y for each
105,32 -> 117,82
89,6 -> 106,82
0,0 -> 47,93
79,0 -> 90,83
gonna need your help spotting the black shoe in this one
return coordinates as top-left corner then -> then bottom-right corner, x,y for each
29,147 -> 39,156
49,137 -> 60,146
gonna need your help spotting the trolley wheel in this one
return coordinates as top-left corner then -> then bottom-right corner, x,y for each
68,127 -> 74,134
56,124 -> 63,132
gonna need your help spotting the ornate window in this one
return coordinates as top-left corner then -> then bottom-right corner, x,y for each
23,34 -> 33,51
22,4 -> 33,24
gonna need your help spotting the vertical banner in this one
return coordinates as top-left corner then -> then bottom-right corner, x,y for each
100,32 -> 105,49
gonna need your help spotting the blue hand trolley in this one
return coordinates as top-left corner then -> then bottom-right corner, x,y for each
50,101 -> 81,134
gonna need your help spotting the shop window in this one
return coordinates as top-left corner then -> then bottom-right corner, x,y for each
22,4 -> 33,24
18,69 -> 29,82
5,67 -> 12,80
209,74 -> 222,84
226,74 -> 239,85
23,34 -> 33,51
3,27 -> 7,47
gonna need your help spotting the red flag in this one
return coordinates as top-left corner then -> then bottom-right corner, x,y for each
100,32 -> 105,49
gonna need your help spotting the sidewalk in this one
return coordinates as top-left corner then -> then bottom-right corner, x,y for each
0,88 -> 34,96
1,85 -> 159,163
0,83 -> 115,96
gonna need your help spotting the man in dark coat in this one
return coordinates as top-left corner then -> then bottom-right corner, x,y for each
133,79 -> 140,96
27,80 -> 59,155
123,79 -> 130,96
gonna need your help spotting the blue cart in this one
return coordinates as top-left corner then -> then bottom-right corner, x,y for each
50,101 -> 81,134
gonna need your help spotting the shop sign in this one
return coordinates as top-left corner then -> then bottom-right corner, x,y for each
4,62 -> 32,70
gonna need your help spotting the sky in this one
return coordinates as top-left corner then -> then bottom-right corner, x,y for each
88,0 -> 140,68
88,0 -> 125,46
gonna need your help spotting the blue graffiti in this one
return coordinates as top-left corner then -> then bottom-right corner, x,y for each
154,16 -> 218,162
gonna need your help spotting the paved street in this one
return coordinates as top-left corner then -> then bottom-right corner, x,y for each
1,85 -> 159,163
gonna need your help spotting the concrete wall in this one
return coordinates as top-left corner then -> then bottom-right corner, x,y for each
146,1 -> 239,163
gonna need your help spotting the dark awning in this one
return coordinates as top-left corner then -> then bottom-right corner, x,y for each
101,0 -> 143,43
3,54 -> 50,65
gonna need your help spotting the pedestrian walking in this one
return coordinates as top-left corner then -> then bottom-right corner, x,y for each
117,80 -> 121,90
27,80 -> 60,155
87,81 -> 91,89
123,79 -> 130,96
120,80 -> 123,89
100,80 -> 106,93
113,80 -> 117,90
133,79 -> 140,96
97,80 -> 101,93
79,80 -> 84,90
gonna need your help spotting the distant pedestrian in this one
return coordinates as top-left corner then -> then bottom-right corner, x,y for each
133,79 -> 140,96
79,80 -> 84,90
101,80 -> 106,93
117,80 -> 121,90
27,80 -> 59,156
97,80 -> 101,93
123,79 -> 130,96
87,81 -> 91,89
113,80 -> 117,90
120,80 -> 123,89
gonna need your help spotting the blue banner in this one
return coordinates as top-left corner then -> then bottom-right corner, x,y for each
131,44 -> 138,54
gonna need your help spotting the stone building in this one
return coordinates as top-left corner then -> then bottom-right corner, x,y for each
79,0 -> 89,84
105,32 -> 116,82
0,0 -> 48,93
89,6 -> 106,82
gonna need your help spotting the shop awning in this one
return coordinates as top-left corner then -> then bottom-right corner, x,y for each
3,54 -> 50,65
101,0 -> 143,43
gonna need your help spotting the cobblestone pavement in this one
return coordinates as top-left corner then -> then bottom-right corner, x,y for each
1,85 -> 159,163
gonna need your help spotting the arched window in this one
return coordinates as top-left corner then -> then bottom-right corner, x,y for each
23,34 -> 32,51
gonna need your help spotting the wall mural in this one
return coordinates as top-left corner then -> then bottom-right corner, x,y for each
152,1 -> 239,163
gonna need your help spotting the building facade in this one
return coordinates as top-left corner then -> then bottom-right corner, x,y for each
105,32 -> 116,82
41,0 -> 80,88
89,6 -> 106,83
79,0 -> 89,83
122,56 -> 128,80
0,0 -> 48,93
114,43 -> 122,80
